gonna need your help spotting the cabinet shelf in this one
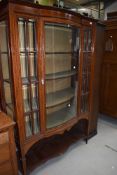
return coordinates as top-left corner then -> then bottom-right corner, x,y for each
46,88 -> 74,108
47,105 -> 76,129
20,51 -> 37,54
46,70 -> 76,80
45,52 -> 78,55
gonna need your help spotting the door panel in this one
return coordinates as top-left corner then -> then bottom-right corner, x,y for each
101,64 -> 117,117
81,27 -> 92,114
18,18 -> 40,138
44,22 -> 80,129
104,29 -> 117,61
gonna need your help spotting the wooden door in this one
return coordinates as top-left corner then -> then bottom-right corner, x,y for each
100,26 -> 117,118
101,64 -> 117,117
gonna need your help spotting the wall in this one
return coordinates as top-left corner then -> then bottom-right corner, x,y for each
104,1 -> 117,20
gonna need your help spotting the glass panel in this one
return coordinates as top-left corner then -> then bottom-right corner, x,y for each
20,53 -> 28,80
84,30 -> 87,51
45,23 -> 79,129
18,19 -> 37,84
45,23 -> 72,52
4,82 -> 12,105
18,18 -> 40,138
28,20 -> 36,52
88,30 -> 92,51
46,54 -> 72,75
18,18 -> 38,107
25,115 -> 32,137
0,20 -> 14,118
81,53 -> 91,113
18,18 -> 37,83
0,21 -> 8,52
1,54 -> 10,80
81,28 -> 92,113
22,85 -> 31,112
83,29 -> 92,52
18,19 -> 26,52
30,53 -> 37,80
6,107 -> 13,119
31,84 -> 38,110
33,112 -> 39,134
20,47 -> 37,84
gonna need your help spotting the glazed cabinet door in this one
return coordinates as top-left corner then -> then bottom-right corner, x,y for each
80,26 -> 93,114
17,18 -> 40,138
44,22 -> 80,129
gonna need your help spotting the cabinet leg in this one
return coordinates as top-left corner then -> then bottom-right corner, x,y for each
85,120 -> 89,144
21,156 -> 27,175
85,138 -> 88,144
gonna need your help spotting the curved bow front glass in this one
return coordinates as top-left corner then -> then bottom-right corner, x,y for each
45,23 -> 80,129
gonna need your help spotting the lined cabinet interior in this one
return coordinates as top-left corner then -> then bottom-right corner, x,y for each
45,23 -> 79,129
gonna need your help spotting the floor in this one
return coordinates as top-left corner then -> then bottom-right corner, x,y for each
29,114 -> 117,175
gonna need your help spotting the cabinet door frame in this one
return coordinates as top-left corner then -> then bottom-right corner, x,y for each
9,13 -> 44,143
80,22 -> 96,117
40,17 -> 82,135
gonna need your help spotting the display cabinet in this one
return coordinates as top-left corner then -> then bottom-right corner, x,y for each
0,0 -> 104,174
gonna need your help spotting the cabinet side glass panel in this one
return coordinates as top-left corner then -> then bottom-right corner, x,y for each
45,23 -> 80,129
81,29 -> 92,113
18,18 -> 40,138
0,21 -> 14,119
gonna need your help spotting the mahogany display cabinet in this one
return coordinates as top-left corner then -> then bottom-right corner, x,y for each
0,0 -> 104,174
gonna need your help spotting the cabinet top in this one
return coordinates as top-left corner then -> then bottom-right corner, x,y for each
0,0 -> 97,23
0,112 -> 15,132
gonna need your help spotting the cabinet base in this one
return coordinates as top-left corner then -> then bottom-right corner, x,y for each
26,123 -> 88,173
